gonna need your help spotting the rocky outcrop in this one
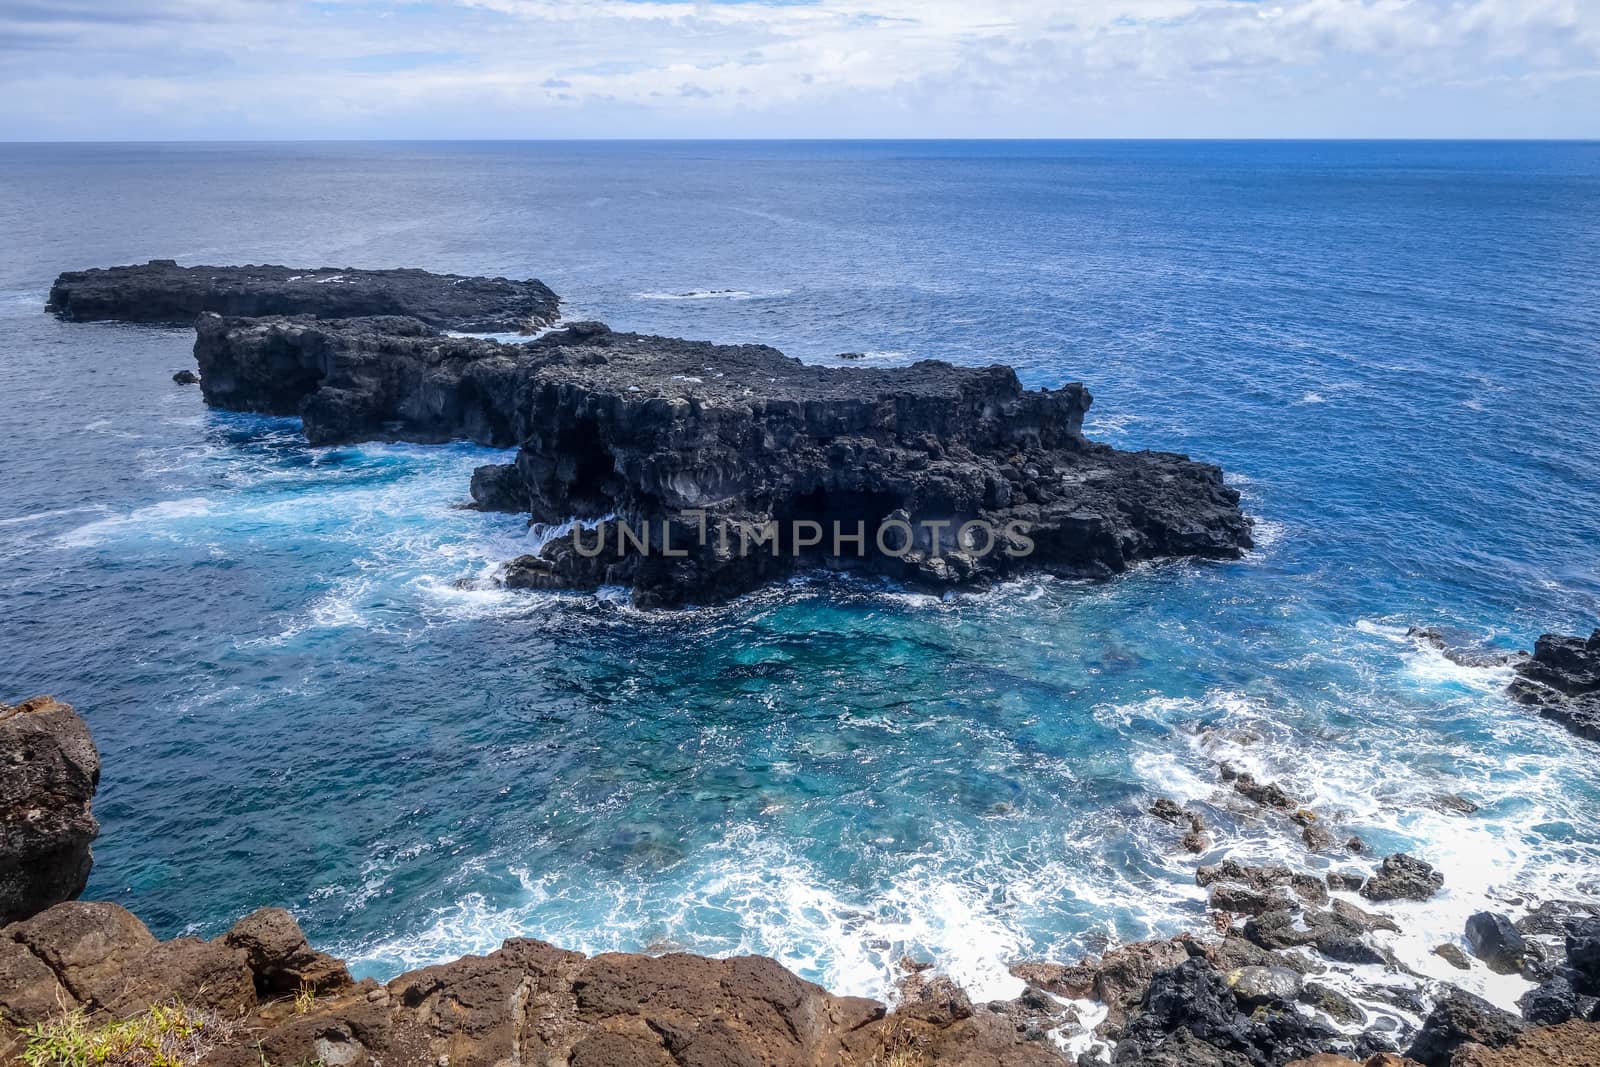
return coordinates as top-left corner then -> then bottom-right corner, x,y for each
0,901 -> 1062,1067
1465,913 -> 1529,976
1405,990 -> 1526,1066
190,312 -> 1252,607
1509,630 -> 1600,744
1362,853 -> 1444,903
0,697 -> 99,926
48,260 -> 559,332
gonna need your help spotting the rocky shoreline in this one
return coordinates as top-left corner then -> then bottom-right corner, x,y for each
6,690 -> 1599,1067
49,261 -> 1253,608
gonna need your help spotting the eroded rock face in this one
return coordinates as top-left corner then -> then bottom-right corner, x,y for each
1510,630 -> 1600,744
48,260 -> 559,332
0,903 -> 1061,1067
191,313 -> 1253,607
0,696 -> 100,925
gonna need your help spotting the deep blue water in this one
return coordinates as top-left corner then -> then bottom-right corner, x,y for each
2,141 -> 1599,1015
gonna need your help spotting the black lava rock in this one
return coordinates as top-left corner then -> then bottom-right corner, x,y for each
1361,853 -> 1444,902
48,260 -> 559,332
1465,911 -> 1529,974
1405,989 -> 1525,1067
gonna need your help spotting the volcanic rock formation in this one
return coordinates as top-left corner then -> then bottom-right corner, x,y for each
190,312 -> 1253,607
48,260 -> 559,332
1509,630 -> 1600,744
0,697 -> 99,927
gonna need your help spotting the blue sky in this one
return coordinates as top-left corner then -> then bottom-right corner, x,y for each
2,0 -> 1597,139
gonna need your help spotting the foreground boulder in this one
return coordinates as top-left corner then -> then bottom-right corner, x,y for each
1510,630 -> 1600,744
1405,990 -> 1525,1067
0,902 -> 1062,1067
0,696 -> 99,926
1112,957 -> 1342,1066
48,260 -> 559,332
191,313 -> 1252,607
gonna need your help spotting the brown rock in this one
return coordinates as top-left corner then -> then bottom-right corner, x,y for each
1008,959 -> 1096,999
1285,1056 -> 1363,1067
102,936 -> 255,1018
222,907 -> 352,994
1093,938 -> 1191,1025
1450,1020 -> 1600,1066
8,900 -> 156,1007
896,971 -> 974,1026
0,696 -> 100,925
0,935 -> 78,1026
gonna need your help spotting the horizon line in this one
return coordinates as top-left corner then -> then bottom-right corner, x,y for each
4,136 -> 1600,146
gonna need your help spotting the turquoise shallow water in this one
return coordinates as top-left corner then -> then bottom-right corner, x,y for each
1,141 -> 1599,1012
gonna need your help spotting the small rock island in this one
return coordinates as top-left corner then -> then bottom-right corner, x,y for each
48,260 -> 559,333
50,262 -> 1254,607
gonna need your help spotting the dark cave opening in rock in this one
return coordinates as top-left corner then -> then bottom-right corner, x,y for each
777,488 -> 907,562
554,417 -> 619,517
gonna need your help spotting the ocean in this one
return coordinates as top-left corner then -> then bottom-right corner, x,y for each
2,140 -> 1598,1018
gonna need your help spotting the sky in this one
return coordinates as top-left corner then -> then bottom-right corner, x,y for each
1,0 -> 1597,140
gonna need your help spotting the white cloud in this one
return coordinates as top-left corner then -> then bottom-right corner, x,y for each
1,0 -> 1597,138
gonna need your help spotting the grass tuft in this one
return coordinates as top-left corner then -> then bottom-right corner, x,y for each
22,1002 -> 235,1067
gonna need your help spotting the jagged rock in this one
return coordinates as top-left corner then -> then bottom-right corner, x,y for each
1245,908 -> 1386,966
1294,874 -> 1332,905
1299,982 -> 1367,1026
1568,917 -> 1600,994
1432,793 -> 1480,816
223,907 -> 353,995
7,901 -> 157,1007
8,904 -> 1062,1067
1304,822 -> 1338,852
100,936 -> 255,1018
1517,974 -> 1596,1026
468,462 -> 530,512
1405,989 -> 1525,1067
48,260 -> 559,332
1232,772 -> 1297,809
1509,630 -> 1600,744
1197,861 -> 1293,892
1244,909 -> 1322,951
1114,958 -> 1340,1067
1433,943 -> 1472,970
172,368 -> 200,384
1465,912 -> 1529,975
896,970 -> 975,1026
1450,1020 -> 1600,1067
1211,884 -> 1294,916
1009,959 -> 1097,999
1090,939 -> 1199,1027
189,312 -> 1251,607
1207,934 -> 1309,976
1516,901 -> 1599,939
0,696 -> 100,926
1347,836 -> 1369,854
1328,871 -> 1367,893
1332,898 -> 1400,934
0,936 -> 77,1026
1362,854 -> 1444,903
1224,965 -> 1302,1008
